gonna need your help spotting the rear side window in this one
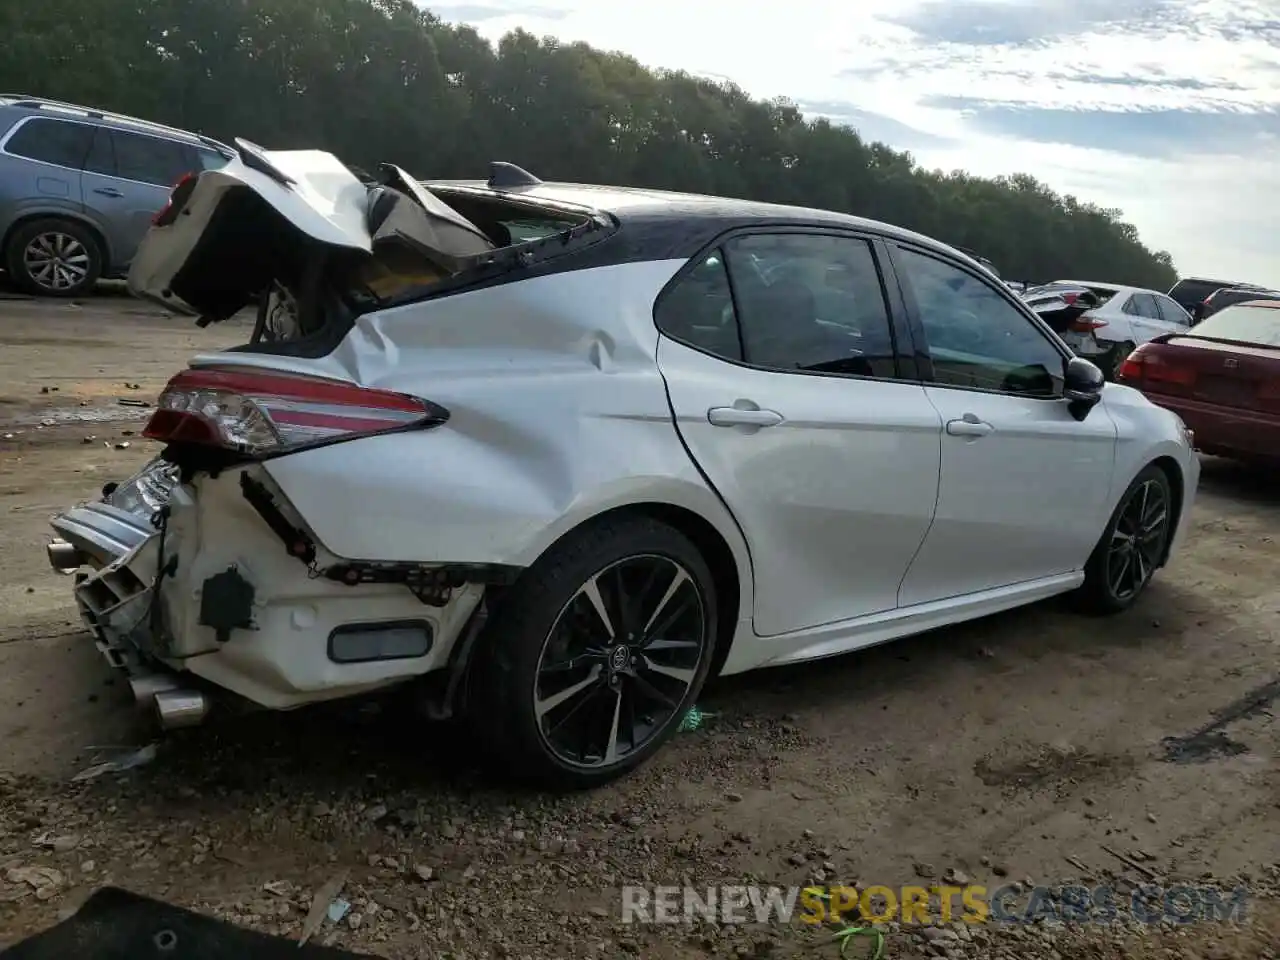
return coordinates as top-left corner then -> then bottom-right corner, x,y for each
725,233 -> 897,378
1123,293 -> 1160,319
195,148 -> 230,172
1194,305 -> 1280,346
655,250 -> 742,361
4,117 -> 93,169
111,130 -> 193,187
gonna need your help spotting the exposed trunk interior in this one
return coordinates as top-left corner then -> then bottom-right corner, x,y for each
165,162 -> 600,355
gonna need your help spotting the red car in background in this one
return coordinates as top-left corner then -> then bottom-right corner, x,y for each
1117,300 -> 1280,465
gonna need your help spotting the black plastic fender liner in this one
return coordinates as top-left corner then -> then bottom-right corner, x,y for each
0,887 -> 373,960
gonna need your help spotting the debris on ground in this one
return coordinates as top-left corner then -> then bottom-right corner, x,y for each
69,743 -> 158,782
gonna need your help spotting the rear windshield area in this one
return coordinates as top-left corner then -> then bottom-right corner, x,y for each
232,181 -> 604,352
1193,305 -> 1280,346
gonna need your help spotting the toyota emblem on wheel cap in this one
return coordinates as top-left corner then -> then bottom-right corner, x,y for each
610,646 -> 630,670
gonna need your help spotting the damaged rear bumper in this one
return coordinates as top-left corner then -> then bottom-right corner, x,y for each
47,459 -> 496,725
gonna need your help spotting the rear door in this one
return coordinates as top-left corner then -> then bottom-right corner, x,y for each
0,115 -> 92,220
80,127 -> 195,270
889,244 -> 1117,605
656,230 -> 943,637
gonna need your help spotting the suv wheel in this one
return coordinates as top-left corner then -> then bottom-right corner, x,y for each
5,218 -> 103,297
472,515 -> 717,789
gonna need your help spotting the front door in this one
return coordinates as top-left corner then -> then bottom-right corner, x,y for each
889,245 -> 1117,606
656,232 -> 943,637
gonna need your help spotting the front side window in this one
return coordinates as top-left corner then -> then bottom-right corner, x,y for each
111,130 -> 193,187
723,233 -> 897,378
654,250 -> 741,361
895,246 -> 1065,396
4,117 -> 93,169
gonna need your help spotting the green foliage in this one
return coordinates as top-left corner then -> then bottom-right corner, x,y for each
0,0 -> 1177,287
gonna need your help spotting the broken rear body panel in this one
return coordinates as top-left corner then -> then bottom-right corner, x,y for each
47,144 -> 753,725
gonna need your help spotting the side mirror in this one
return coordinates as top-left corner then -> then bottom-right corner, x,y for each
1063,356 -> 1104,420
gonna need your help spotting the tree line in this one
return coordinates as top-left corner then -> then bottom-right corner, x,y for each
0,0 -> 1177,288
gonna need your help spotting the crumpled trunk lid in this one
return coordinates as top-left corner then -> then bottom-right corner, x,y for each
127,139 -> 496,324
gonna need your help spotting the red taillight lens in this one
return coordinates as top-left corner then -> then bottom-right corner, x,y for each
1117,353 -> 1144,380
143,368 -> 448,457
1119,350 -> 1196,387
152,173 -> 199,226
1068,313 -> 1108,333
1061,292 -> 1079,305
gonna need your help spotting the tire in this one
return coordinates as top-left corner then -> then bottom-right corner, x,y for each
1076,464 -> 1175,615
1102,341 -> 1136,381
470,515 -> 718,790
5,218 -> 103,297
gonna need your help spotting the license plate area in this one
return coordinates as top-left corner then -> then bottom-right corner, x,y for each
1196,374 -> 1255,407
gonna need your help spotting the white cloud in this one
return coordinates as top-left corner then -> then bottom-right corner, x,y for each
428,0 -> 1280,287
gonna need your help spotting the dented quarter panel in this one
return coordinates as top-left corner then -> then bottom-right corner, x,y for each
189,261 -> 754,610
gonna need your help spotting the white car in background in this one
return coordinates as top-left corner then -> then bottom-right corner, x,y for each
43,142 -> 1201,789
1043,281 -> 1194,378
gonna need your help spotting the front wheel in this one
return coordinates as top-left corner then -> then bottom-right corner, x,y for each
1076,464 -> 1174,614
471,515 -> 718,789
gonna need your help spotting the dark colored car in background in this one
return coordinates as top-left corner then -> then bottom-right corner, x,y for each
1118,300 -> 1280,465
1200,285 -> 1280,321
1167,276 -> 1271,323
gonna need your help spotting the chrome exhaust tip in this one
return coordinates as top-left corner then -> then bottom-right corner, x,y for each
47,540 -> 84,574
153,689 -> 209,730
129,673 -> 181,706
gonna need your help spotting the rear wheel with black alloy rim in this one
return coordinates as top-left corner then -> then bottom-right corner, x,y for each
472,515 -> 717,789
4,218 -> 103,297
1077,463 -> 1174,614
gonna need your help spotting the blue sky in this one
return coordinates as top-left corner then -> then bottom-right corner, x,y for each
428,0 -> 1280,288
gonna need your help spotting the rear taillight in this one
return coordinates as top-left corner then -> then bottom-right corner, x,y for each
1117,353 -> 1145,380
1068,313 -> 1108,333
152,173 -> 199,226
143,368 -> 448,457
1061,292 -> 1079,305
1117,349 -> 1196,387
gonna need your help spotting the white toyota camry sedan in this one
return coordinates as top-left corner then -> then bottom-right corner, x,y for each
45,142 -> 1200,789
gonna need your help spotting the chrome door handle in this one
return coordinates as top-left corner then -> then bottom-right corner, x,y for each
708,406 -> 784,428
946,416 -> 994,438
92,187 -> 123,198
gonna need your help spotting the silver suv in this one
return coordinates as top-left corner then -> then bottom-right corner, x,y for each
0,95 -> 234,297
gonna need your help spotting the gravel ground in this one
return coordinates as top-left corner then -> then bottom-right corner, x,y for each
1,291 -> 1279,959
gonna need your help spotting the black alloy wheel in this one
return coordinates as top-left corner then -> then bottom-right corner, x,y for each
471,515 -> 718,789
1078,464 -> 1174,613
1104,474 -> 1170,602
534,553 -> 707,769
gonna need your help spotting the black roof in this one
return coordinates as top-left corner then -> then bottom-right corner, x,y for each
427,178 -> 978,269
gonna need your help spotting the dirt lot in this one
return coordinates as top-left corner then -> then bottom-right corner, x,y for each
1,293 -> 1279,959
